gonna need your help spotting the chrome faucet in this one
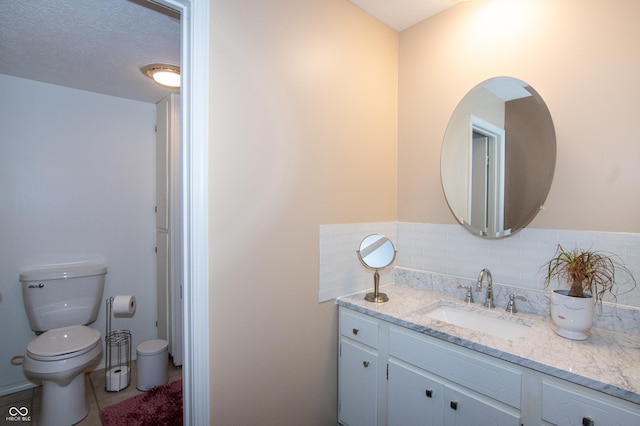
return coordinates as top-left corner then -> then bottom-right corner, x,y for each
505,294 -> 527,314
476,268 -> 495,309
457,285 -> 474,304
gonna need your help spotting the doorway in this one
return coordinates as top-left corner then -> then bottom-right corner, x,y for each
153,0 -> 210,424
468,116 -> 505,236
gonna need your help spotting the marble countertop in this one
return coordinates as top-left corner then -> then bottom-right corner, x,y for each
336,283 -> 640,405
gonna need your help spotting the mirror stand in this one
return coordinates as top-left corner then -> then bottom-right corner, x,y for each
364,270 -> 388,303
357,234 -> 396,304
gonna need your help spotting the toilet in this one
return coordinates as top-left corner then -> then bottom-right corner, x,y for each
20,263 -> 107,426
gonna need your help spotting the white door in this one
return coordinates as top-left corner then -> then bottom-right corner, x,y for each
156,97 -> 169,341
156,94 -> 183,366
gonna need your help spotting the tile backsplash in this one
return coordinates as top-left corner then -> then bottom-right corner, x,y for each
320,222 -> 640,333
319,222 -> 397,302
397,223 -> 640,307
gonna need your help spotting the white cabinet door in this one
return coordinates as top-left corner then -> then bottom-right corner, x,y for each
156,230 -> 169,340
388,358 -> 519,426
443,385 -> 521,426
339,339 -> 378,426
389,327 -> 521,409
388,360 -> 444,426
156,96 -> 169,231
156,93 -> 183,366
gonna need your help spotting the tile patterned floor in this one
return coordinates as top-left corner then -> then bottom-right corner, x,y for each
1,360 -> 182,425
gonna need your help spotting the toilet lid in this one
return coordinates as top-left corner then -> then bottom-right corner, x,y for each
27,325 -> 100,360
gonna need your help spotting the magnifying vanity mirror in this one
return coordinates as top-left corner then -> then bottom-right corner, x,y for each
441,76 -> 556,238
357,234 -> 397,303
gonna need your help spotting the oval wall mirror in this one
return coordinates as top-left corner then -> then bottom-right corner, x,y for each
441,77 -> 556,238
357,234 -> 396,303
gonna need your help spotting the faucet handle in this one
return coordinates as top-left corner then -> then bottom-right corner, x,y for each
457,285 -> 474,304
505,293 -> 527,313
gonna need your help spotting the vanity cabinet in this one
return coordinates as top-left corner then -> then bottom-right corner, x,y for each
337,305 -> 639,426
388,327 -> 520,426
338,308 -> 519,426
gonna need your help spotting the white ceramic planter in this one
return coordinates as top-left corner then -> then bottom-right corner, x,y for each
549,289 -> 595,340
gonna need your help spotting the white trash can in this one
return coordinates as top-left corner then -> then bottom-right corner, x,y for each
136,339 -> 168,391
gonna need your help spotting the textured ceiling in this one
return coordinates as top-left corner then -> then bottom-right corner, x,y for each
0,0 -> 457,104
0,0 -> 180,104
350,0 -> 458,31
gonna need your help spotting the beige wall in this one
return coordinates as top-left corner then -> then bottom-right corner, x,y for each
399,0 -> 640,233
207,0 -> 640,422
209,0 -> 398,423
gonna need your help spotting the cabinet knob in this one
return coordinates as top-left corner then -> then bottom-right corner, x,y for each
582,417 -> 595,426
352,328 -> 359,335
425,389 -> 433,398
362,361 -> 370,368
450,401 -> 458,410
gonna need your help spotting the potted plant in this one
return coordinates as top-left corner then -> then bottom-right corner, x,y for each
543,245 -> 636,340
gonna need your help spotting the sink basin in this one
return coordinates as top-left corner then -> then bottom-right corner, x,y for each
412,302 -> 532,340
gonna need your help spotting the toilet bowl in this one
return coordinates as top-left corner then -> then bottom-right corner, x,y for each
19,263 -> 107,426
23,325 -> 102,426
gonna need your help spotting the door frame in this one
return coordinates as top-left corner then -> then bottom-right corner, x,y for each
468,115 -> 505,236
153,0 -> 210,424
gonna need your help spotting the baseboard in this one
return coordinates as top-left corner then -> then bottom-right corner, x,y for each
0,380 -> 37,398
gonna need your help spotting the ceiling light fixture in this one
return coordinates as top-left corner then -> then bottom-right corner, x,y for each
141,63 -> 181,88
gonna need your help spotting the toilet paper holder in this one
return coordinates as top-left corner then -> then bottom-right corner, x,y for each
105,296 -> 133,392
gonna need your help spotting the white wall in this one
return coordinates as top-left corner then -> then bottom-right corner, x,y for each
0,74 -> 158,395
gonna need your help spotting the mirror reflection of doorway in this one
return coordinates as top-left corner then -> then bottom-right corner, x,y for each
469,117 -> 505,236
470,131 -> 490,232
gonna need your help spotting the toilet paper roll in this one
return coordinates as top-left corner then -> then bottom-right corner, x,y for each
112,295 -> 136,316
106,366 -> 130,392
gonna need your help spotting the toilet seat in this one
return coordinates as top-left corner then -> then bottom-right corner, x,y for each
27,325 -> 101,361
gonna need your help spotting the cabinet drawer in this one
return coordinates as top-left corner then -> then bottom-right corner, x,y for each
444,384 -> 521,425
389,327 -> 521,408
542,381 -> 640,426
340,308 -> 379,348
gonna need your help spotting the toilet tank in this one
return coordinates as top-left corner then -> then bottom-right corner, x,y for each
20,263 -> 107,332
